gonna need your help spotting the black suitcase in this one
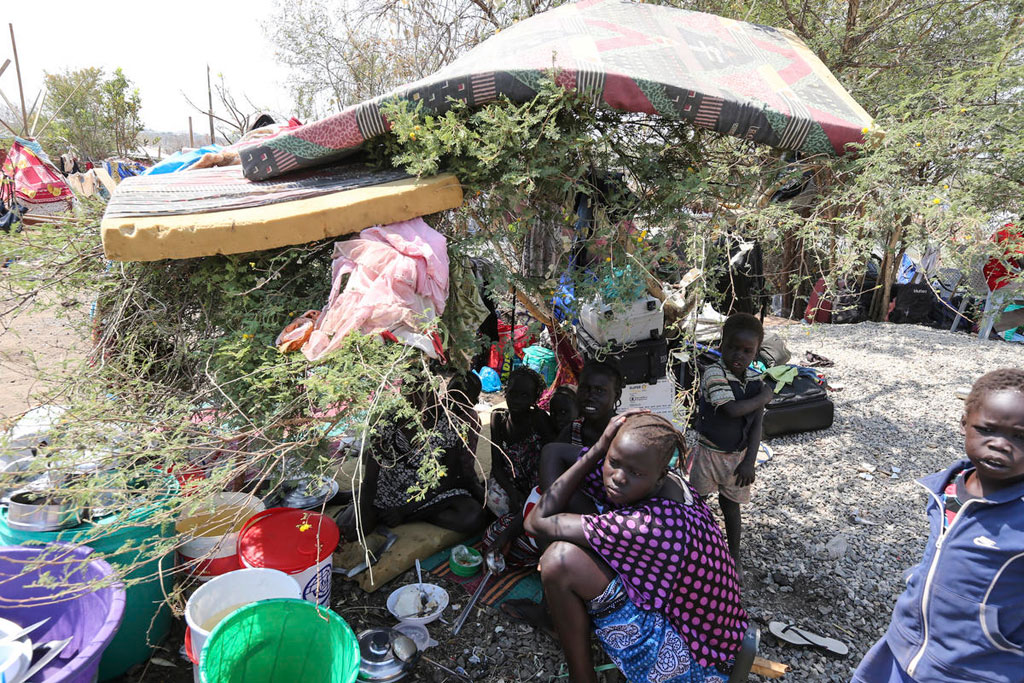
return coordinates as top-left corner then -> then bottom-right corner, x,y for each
762,373 -> 834,438
578,328 -> 668,385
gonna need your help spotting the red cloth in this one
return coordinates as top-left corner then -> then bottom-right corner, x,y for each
803,277 -> 832,323
983,224 -> 1023,292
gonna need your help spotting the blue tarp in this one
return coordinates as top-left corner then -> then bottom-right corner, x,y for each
142,145 -> 221,175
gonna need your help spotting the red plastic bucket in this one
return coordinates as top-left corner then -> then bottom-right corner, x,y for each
237,508 -> 340,607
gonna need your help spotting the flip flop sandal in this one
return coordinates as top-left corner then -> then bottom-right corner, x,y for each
768,621 -> 849,657
803,351 -> 835,367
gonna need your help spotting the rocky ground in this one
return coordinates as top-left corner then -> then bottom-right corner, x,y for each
7,319 -> 1022,682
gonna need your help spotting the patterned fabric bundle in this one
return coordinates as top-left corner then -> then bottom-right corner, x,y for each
1,138 -> 73,212
240,0 -> 875,181
297,217 -> 449,361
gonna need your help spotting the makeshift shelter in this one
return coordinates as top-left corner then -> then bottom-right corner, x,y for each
0,138 -> 73,217
240,0 -> 875,181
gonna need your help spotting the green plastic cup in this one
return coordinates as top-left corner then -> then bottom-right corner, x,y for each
200,598 -> 359,683
449,544 -> 483,577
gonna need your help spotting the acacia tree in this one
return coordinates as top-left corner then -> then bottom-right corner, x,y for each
264,0 -> 1022,319
103,68 -> 144,158
40,67 -> 110,159
265,0 -> 561,117
40,67 -> 145,159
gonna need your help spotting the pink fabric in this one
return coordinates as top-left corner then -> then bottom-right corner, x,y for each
300,218 -> 449,361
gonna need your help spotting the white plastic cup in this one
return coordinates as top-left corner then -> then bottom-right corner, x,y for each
184,568 -> 300,682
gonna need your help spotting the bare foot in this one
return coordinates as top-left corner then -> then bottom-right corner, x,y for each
501,599 -> 557,640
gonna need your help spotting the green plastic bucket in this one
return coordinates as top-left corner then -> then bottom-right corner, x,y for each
0,475 -> 177,680
522,345 -> 557,386
200,599 -> 359,683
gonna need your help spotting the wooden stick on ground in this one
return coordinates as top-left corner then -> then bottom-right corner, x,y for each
752,656 -> 790,679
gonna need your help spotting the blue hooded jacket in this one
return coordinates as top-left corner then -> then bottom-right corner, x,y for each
854,460 -> 1024,682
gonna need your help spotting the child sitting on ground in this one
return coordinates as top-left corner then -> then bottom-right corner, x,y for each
691,312 -> 774,569
548,385 -> 579,435
526,412 -> 747,683
486,367 -> 556,517
556,359 -> 623,448
853,368 -> 1024,683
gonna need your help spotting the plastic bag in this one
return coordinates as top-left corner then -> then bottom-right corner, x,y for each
475,366 -> 502,393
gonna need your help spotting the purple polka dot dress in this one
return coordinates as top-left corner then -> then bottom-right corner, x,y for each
579,457 -> 748,671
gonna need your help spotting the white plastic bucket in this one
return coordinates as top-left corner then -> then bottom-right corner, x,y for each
236,508 -> 340,607
176,492 -> 265,582
184,567 -> 300,682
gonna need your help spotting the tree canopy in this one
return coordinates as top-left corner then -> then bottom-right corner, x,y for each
38,66 -> 144,159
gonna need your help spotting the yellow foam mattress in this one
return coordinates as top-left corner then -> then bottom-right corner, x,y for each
101,173 -> 463,261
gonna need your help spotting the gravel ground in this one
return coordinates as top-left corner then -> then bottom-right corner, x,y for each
118,321 -> 1022,682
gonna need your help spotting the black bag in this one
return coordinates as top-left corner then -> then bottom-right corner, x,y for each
831,280 -> 864,324
579,328 -> 668,385
757,333 -> 791,367
762,373 -> 834,438
890,282 -> 937,325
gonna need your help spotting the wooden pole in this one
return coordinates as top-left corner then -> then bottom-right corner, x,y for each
8,24 -> 28,134
0,59 -> 10,80
28,85 -> 46,137
33,79 -> 86,139
188,116 -> 194,148
207,65 -> 215,145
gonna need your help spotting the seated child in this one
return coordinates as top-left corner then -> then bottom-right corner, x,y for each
338,383 -> 486,540
486,367 -> 556,517
853,368 -> 1024,683
548,385 -> 579,435
691,312 -> 774,567
526,413 -> 747,683
556,359 -> 623,448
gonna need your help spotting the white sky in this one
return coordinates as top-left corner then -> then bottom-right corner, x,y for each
2,0 -> 295,134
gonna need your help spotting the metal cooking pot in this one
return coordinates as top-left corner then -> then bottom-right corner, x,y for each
356,628 -> 419,682
5,488 -> 82,531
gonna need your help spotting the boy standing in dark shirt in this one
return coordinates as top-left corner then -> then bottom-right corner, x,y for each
691,313 -> 774,570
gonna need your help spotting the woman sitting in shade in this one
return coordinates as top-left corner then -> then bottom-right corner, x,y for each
338,378 -> 485,539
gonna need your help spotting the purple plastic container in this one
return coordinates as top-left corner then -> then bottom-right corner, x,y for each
0,544 -> 125,683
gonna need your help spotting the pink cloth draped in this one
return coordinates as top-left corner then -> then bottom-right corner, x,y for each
299,218 -> 449,361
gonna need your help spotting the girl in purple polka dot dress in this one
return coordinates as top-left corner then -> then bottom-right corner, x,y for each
526,412 -> 748,683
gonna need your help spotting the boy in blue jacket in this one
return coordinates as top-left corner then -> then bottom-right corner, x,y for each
852,368 -> 1024,683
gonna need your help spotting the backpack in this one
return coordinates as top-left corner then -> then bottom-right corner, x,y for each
890,282 -> 937,325
757,333 -> 792,367
831,280 -> 864,324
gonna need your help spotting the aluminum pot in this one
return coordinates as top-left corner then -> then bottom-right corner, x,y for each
5,488 -> 82,532
356,628 -> 417,682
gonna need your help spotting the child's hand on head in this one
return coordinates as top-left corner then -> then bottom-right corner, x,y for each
592,409 -> 650,456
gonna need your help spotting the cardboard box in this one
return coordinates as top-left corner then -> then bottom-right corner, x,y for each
620,379 -> 677,424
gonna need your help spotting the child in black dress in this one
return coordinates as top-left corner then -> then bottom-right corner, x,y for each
486,367 -> 556,516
